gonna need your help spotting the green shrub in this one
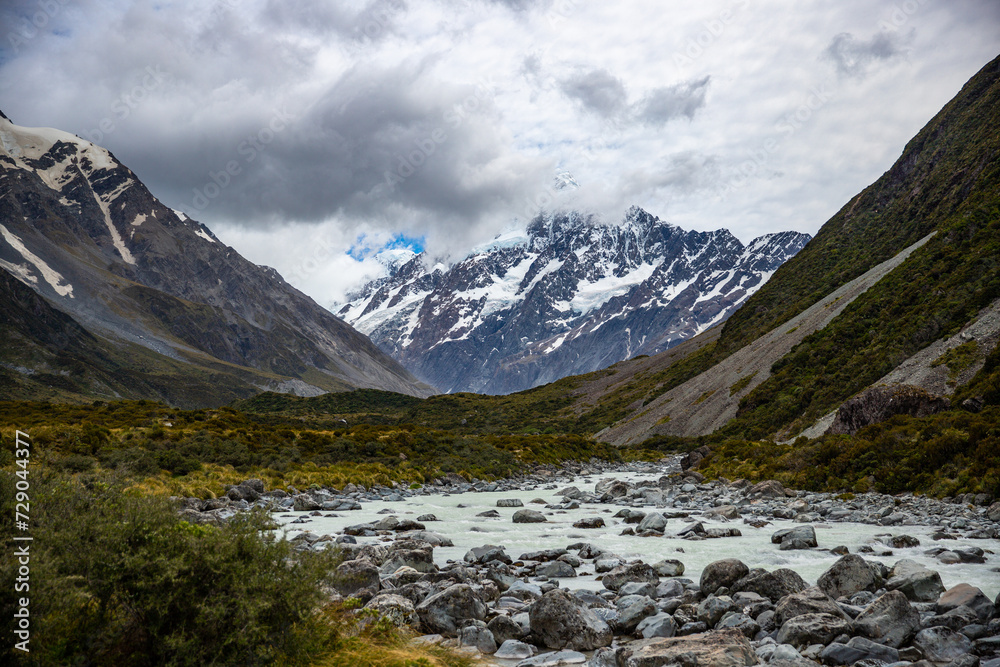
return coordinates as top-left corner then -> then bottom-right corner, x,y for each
0,472 -> 339,666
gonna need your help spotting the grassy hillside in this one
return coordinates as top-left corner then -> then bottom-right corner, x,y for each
535,53 -> 1000,439
717,53 -> 1000,357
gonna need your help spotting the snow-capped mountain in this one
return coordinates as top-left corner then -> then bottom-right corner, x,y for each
0,111 -> 432,404
338,207 -> 811,394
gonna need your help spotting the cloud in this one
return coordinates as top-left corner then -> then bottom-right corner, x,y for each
823,30 -> 913,79
2,0 -> 1000,304
559,68 -> 628,117
635,77 -> 711,125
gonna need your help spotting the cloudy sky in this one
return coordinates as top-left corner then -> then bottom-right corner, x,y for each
2,0 -> 998,308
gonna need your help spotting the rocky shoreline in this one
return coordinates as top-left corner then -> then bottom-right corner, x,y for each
174,458 -> 1000,666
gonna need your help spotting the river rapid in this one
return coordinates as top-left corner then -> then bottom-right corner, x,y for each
273,462 -> 1000,600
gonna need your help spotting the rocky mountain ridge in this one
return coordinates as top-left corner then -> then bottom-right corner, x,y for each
339,208 -> 810,394
0,113 -> 433,405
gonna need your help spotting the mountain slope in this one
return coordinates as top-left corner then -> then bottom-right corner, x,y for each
0,114 -> 433,406
339,208 -> 809,394
570,52 -> 1000,442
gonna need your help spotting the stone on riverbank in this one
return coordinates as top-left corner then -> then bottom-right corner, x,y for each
416,584 -> 487,636
513,509 -> 547,523
885,559 -> 945,602
817,553 -> 883,599
700,559 -> 749,596
528,589 -> 612,651
853,590 -> 920,648
616,629 -> 758,667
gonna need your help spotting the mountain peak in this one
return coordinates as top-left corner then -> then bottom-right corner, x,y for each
341,207 -> 810,394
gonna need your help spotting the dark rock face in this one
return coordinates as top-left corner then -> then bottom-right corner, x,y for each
616,629 -> 758,667
731,568 -> 807,603
528,589 -> 613,651
340,207 -> 809,394
775,612 -> 853,647
0,116 -> 431,405
853,590 -> 921,648
699,559 -> 750,596
332,559 -> 380,601
828,384 -> 951,435
817,554 -> 884,599
415,583 -> 487,636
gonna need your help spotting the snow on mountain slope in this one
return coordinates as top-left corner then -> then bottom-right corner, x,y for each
0,112 -> 433,403
338,207 -> 811,394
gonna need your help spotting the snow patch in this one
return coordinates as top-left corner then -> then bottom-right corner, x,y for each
194,226 -> 216,244
132,213 -> 147,227
0,224 -> 74,297
570,262 -> 658,314
0,259 -> 38,286
470,228 -> 528,256
93,192 -> 136,265
172,209 -> 189,222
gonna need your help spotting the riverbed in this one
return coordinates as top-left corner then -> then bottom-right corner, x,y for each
274,465 -> 1000,600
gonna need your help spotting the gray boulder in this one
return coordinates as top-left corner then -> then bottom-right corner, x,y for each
416,583 -> 487,636
573,517 -> 605,529
498,498 -> 524,507
775,586 -> 851,626
602,562 -> 659,592
536,560 -> 576,578
853,590 -> 920,648
494,639 -> 534,660
363,594 -> 418,628
618,596 -> 659,634
460,623 -> 497,654
817,554 -> 884,599
697,596 -> 735,627
528,589 -> 612,651
292,493 -> 321,511
653,559 -> 685,577
379,544 -> 436,574
636,613 -> 677,639
513,509 -> 547,523
885,559 -> 945,602
332,559 -> 380,600
818,636 -> 898,665
637,512 -> 668,533
699,559 -> 750,596
516,650 -> 587,666
913,626 -> 975,663
775,612 -> 853,647
616,629 -> 758,667
731,568 -> 807,603
715,613 -> 760,639
619,581 -> 658,598
772,525 -> 818,550
488,614 -> 525,644
924,604 -> 981,631
465,544 -> 511,565
936,583 -> 995,623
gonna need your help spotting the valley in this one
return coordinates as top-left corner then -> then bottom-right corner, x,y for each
1,17 -> 999,667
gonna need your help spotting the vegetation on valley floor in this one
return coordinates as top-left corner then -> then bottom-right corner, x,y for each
0,471 -> 473,667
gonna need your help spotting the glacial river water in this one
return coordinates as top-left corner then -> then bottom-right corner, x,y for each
274,468 -> 1000,600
